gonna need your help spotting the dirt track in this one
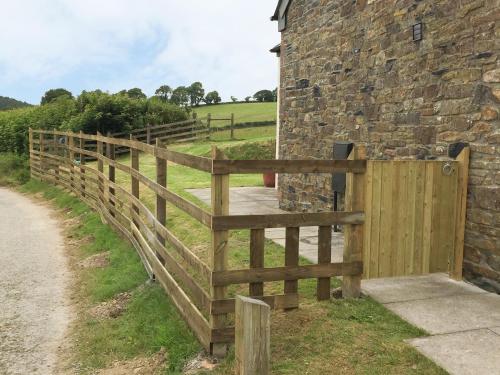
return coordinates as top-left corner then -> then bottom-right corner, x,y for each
0,188 -> 71,375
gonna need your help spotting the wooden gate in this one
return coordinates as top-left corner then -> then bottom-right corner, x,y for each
362,150 -> 469,280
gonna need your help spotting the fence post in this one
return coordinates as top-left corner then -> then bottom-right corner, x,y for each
451,147 -> 470,280
106,132 -> 116,216
53,132 -> 60,183
284,227 -> 299,309
249,229 -> 265,296
210,146 -> 229,357
28,128 -> 34,178
68,134 -> 75,190
39,132 -> 45,175
155,138 -> 167,265
52,130 -> 58,157
230,113 -> 235,140
342,145 -> 366,298
130,135 -> 140,219
317,226 -> 332,300
79,131 -> 86,198
146,124 -> 152,145
235,296 -> 270,375
97,132 -> 104,205
207,113 -> 212,134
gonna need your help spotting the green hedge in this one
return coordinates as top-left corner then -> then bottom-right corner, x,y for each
0,92 -> 188,155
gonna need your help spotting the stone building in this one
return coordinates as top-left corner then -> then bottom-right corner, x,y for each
272,0 -> 499,292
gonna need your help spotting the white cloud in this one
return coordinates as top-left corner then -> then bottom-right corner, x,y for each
0,0 -> 280,102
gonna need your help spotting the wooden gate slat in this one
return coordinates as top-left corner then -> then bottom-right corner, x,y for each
378,162 -> 394,277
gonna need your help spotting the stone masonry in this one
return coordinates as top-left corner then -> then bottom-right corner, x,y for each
276,0 -> 500,292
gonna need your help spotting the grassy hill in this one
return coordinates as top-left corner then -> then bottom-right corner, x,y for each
192,102 -> 276,127
0,96 -> 31,111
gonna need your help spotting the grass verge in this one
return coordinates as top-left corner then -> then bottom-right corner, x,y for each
19,179 -> 201,374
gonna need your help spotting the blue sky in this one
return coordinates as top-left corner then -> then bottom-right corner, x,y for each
0,0 -> 280,104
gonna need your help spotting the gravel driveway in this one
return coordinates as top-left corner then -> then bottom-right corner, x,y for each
0,188 -> 71,375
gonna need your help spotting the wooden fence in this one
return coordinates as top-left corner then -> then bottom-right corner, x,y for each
29,129 -> 366,354
206,113 -> 235,139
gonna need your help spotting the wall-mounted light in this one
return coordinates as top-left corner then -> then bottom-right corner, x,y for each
413,23 -> 423,41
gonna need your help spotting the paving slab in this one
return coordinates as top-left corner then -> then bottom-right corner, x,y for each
362,273 -> 487,303
384,292 -> 500,335
408,329 -> 500,375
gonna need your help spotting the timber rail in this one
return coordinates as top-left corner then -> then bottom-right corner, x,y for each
29,128 -> 366,354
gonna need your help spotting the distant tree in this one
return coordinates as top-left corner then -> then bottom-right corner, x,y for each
231,96 -> 238,102
245,96 -> 251,103
125,88 -> 147,100
253,90 -> 275,103
170,86 -> 190,107
272,88 -> 278,101
204,91 -> 221,105
41,88 -> 73,105
187,82 -> 205,106
154,85 -> 172,102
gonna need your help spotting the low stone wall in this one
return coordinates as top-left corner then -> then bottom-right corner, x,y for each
277,0 -> 499,292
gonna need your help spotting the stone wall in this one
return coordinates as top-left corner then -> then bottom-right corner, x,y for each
277,0 -> 500,292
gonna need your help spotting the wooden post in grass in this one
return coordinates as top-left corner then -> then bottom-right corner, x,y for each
230,113 -> 235,140
249,229 -> 265,296
68,134 -> 75,190
39,131 -> 45,175
53,132 -> 60,183
79,131 -> 86,197
284,227 -> 299,309
210,146 -> 229,357
317,225 -> 332,300
52,130 -> 58,157
450,147 -> 470,280
207,113 -> 212,134
155,138 -> 167,265
131,134 -> 140,219
28,128 -> 34,178
97,132 -> 104,204
106,131 -> 116,216
235,296 -> 270,375
342,145 -> 366,298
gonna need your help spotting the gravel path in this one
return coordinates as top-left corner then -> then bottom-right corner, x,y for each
0,188 -> 72,375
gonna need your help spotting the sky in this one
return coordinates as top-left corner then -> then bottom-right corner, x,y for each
0,0 -> 280,105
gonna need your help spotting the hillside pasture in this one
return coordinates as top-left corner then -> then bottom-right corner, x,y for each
193,102 -> 277,127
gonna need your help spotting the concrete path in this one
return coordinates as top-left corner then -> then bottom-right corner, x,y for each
0,188 -> 71,375
362,274 -> 500,375
187,187 -> 500,375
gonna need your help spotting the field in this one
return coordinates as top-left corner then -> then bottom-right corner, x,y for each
192,102 -> 277,127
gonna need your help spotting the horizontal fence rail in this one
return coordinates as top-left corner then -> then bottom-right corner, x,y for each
29,128 -> 365,354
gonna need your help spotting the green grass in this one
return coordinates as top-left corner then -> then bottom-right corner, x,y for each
19,179 -> 201,373
193,102 -> 277,127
